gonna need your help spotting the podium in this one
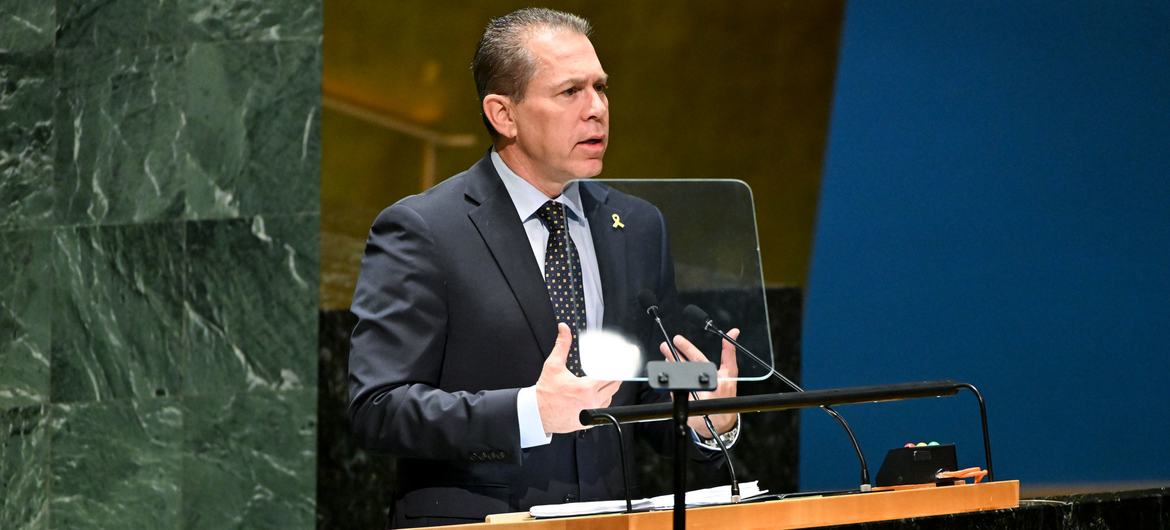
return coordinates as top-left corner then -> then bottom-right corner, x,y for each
450,481 -> 1019,529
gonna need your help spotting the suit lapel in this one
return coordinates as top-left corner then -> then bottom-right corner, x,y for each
582,183 -> 628,329
465,157 -> 558,360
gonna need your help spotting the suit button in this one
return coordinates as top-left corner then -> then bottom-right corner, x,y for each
564,493 -> 578,503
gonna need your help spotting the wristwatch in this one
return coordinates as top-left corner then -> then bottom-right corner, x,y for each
696,414 -> 740,450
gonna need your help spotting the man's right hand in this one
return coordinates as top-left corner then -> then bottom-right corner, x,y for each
535,323 -> 621,434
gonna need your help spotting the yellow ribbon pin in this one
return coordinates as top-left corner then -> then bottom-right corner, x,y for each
611,213 -> 625,229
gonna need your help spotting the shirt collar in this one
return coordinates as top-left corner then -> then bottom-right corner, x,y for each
491,149 -> 585,222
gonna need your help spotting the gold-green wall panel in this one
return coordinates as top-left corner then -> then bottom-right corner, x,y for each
322,1 -> 844,309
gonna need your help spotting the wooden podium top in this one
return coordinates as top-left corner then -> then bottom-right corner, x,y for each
450,481 -> 1019,530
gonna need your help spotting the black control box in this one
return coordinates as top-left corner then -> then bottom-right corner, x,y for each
875,444 -> 958,486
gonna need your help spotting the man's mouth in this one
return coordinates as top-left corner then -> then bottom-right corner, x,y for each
578,136 -> 606,146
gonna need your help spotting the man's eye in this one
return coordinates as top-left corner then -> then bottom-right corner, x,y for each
563,87 -> 579,96
594,83 -> 607,93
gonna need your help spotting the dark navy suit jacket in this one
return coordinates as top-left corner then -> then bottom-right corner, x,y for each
348,154 -> 707,527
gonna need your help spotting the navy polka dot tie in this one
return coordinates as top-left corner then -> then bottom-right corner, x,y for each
536,200 -> 587,377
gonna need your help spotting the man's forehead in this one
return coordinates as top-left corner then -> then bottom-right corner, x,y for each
526,29 -> 605,77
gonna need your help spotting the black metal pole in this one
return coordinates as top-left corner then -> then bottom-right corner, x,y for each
958,383 -> 995,482
672,390 -> 689,530
597,413 -> 633,513
581,380 -> 1000,489
582,381 -> 965,425
645,360 -> 715,530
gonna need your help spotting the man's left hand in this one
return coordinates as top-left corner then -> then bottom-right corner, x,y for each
659,329 -> 740,436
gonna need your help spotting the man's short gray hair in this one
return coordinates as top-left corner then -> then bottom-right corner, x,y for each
472,8 -> 592,136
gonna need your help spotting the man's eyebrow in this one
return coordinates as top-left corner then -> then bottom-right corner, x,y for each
558,75 -> 610,87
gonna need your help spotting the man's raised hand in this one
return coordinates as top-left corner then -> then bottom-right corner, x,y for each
535,323 -> 622,434
659,328 -> 740,435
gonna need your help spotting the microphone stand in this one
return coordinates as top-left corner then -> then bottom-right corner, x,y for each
705,323 -> 871,490
686,305 -> 872,491
581,380 -> 997,483
644,302 -> 741,500
646,360 -> 718,530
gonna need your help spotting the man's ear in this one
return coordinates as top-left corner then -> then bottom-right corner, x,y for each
483,94 -> 517,139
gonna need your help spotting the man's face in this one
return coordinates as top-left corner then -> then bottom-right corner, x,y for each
509,29 -> 609,186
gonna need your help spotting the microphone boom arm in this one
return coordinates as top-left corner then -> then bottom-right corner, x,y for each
581,380 -> 996,483
700,320 -> 871,489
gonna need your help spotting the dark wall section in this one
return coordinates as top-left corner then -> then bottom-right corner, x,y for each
803,2 -> 1170,490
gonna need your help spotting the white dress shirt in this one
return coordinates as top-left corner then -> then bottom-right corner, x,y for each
492,151 -> 603,448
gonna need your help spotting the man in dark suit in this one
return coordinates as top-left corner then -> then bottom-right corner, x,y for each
348,8 -> 740,528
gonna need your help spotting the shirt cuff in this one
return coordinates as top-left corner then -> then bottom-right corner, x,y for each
517,385 -> 553,448
691,414 -> 741,451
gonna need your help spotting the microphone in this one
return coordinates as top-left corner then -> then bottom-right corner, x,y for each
638,290 -> 687,365
637,289 -> 664,318
683,304 -> 873,491
638,290 -> 741,501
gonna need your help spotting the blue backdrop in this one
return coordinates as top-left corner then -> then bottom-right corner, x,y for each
802,1 -> 1170,490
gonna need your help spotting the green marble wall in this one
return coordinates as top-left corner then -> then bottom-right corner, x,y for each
0,1 -> 321,528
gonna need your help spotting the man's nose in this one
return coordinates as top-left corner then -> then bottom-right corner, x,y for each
584,88 -> 607,120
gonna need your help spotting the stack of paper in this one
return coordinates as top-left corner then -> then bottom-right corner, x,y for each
649,481 -> 767,510
529,481 -> 767,518
529,499 -> 651,518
